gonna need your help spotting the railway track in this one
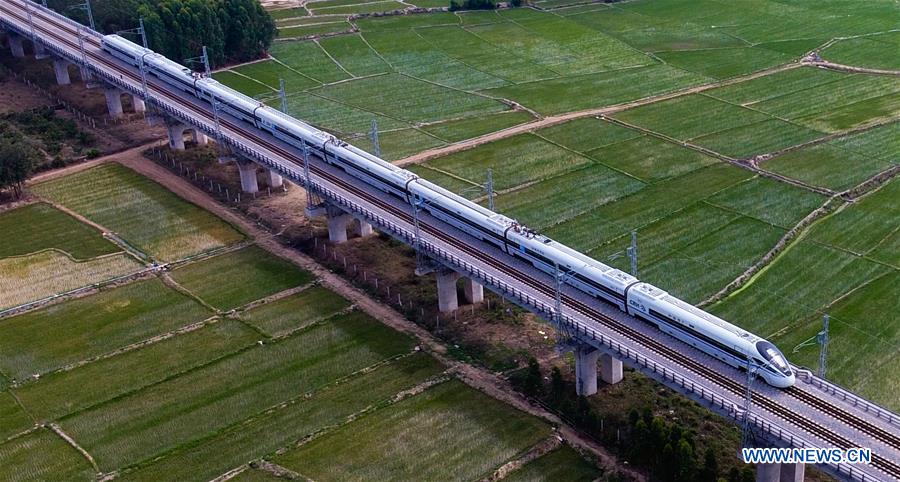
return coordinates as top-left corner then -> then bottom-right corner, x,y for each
5,3 -> 899,478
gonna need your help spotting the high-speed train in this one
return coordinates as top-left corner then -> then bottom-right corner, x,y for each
102,35 -> 795,388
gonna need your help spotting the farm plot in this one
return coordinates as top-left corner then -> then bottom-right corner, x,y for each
212,70 -> 273,98
653,47 -> 793,80
421,133 -> 592,192
0,203 -> 117,259
536,117 -> 641,153
170,245 -> 314,311
764,122 -> 899,191
13,319 -> 257,422
60,311 -> 416,471
821,33 -> 900,71
354,11 -> 459,31
706,175 -> 827,229
493,164 -> 644,229
544,164 -> 751,252
0,429 -> 94,482
774,271 -> 899,409
710,241 -> 891,335
231,60 -> 320,93
312,73 -> 509,125
280,92 -> 407,136
0,250 -> 140,311
349,127 -> 445,161
704,66 -> 844,107
505,445 -> 601,482
318,34 -> 393,78
31,163 -> 245,262
0,391 -> 32,441
274,379 -> 552,481
277,20 -> 352,39
808,178 -> 899,262
482,63 -> 708,115
269,41 -> 350,84
749,74 -> 900,133
0,278 -> 211,381
586,135 -> 719,182
363,30 -> 508,91
240,285 -> 350,336
309,0 -> 406,15
423,110 -> 534,143
415,26 -> 559,84
118,352 -> 444,481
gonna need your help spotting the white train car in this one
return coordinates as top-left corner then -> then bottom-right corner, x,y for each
627,283 -> 795,387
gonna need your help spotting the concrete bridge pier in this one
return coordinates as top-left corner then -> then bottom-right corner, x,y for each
326,205 -> 352,243
600,352 -> 623,385
266,169 -> 283,189
191,129 -> 208,146
33,40 -> 48,59
52,58 -> 72,85
167,121 -> 188,150
104,87 -> 124,118
436,268 -> 461,313
132,95 -> 146,113
755,462 -> 805,482
575,345 -> 599,396
236,159 -> 259,194
8,33 -> 25,58
462,277 -> 483,304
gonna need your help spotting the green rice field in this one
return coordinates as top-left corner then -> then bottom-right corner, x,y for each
31,164 -> 245,262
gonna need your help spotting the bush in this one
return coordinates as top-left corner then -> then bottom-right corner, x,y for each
86,149 -> 102,159
449,0 -> 497,11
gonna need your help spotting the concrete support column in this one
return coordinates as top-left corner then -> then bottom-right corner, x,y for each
9,34 -> 25,58
33,40 -> 48,59
600,352 -> 623,385
266,169 -> 283,188
575,345 -> 599,396
167,122 -> 187,150
436,269 -> 461,313
756,463 -> 780,482
779,462 -> 804,482
131,95 -> 146,113
237,160 -> 259,194
104,87 -> 124,118
326,205 -> 351,243
52,58 -> 71,85
191,130 -> 208,146
461,278 -> 483,304
357,219 -> 373,237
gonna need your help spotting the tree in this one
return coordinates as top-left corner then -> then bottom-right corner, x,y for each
698,447 -> 719,482
0,142 -> 36,199
522,357 -> 543,397
675,437 -> 696,481
549,366 -> 566,406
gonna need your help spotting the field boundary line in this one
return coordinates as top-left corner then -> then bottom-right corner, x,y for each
158,272 -> 221,313
234,281 -> 318,313
313,38 -> 354,77
48,422 -> 100,473
263,305 -> 357,340
699,195 -> 842,309
394,62 -> 803,166
481,435 -> 561,481
212,55 -> 274,74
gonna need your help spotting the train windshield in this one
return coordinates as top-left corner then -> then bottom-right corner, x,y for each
756,341 -> 791,375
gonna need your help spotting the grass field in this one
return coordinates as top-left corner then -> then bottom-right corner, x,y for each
505,445 -> 600,482
32,164 -> 245,262
170,245 -> 314,311
61,310 -> 416,471
821,32 -> 900,71
0,250 -> 141,311
0,429 -> 95,482
274,379 -> 552,481
0,203 -> 118,260
764,122 -> 899,191
118,352 -> 444,481
240,285 -> 350,336
0,278 -> 211,381
13,319 -> 258,422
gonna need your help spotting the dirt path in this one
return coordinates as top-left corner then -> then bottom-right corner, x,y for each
26,141 -> 161,185
395,62 -> 802,166
117,155 -> 645,481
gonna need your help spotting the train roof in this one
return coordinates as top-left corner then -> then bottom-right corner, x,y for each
661,294 -> 759,342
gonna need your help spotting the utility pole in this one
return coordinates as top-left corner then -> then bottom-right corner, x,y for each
201,45 -> 211,78
485,168 -> 494,211
818,314 -> 829,378
412,194 -> 423,270
302,142 -> 316,209
626,230 -> 638,277
76,24 -> 92,84
279,78 -> 288,114
741,360 -> 760,451
370,119 -> 381,158
69,0 -> 95,31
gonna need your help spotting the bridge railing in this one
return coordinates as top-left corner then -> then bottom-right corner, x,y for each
795,368 -> 900,429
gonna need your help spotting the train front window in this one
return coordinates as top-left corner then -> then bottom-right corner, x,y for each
756,341 -> 791,375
